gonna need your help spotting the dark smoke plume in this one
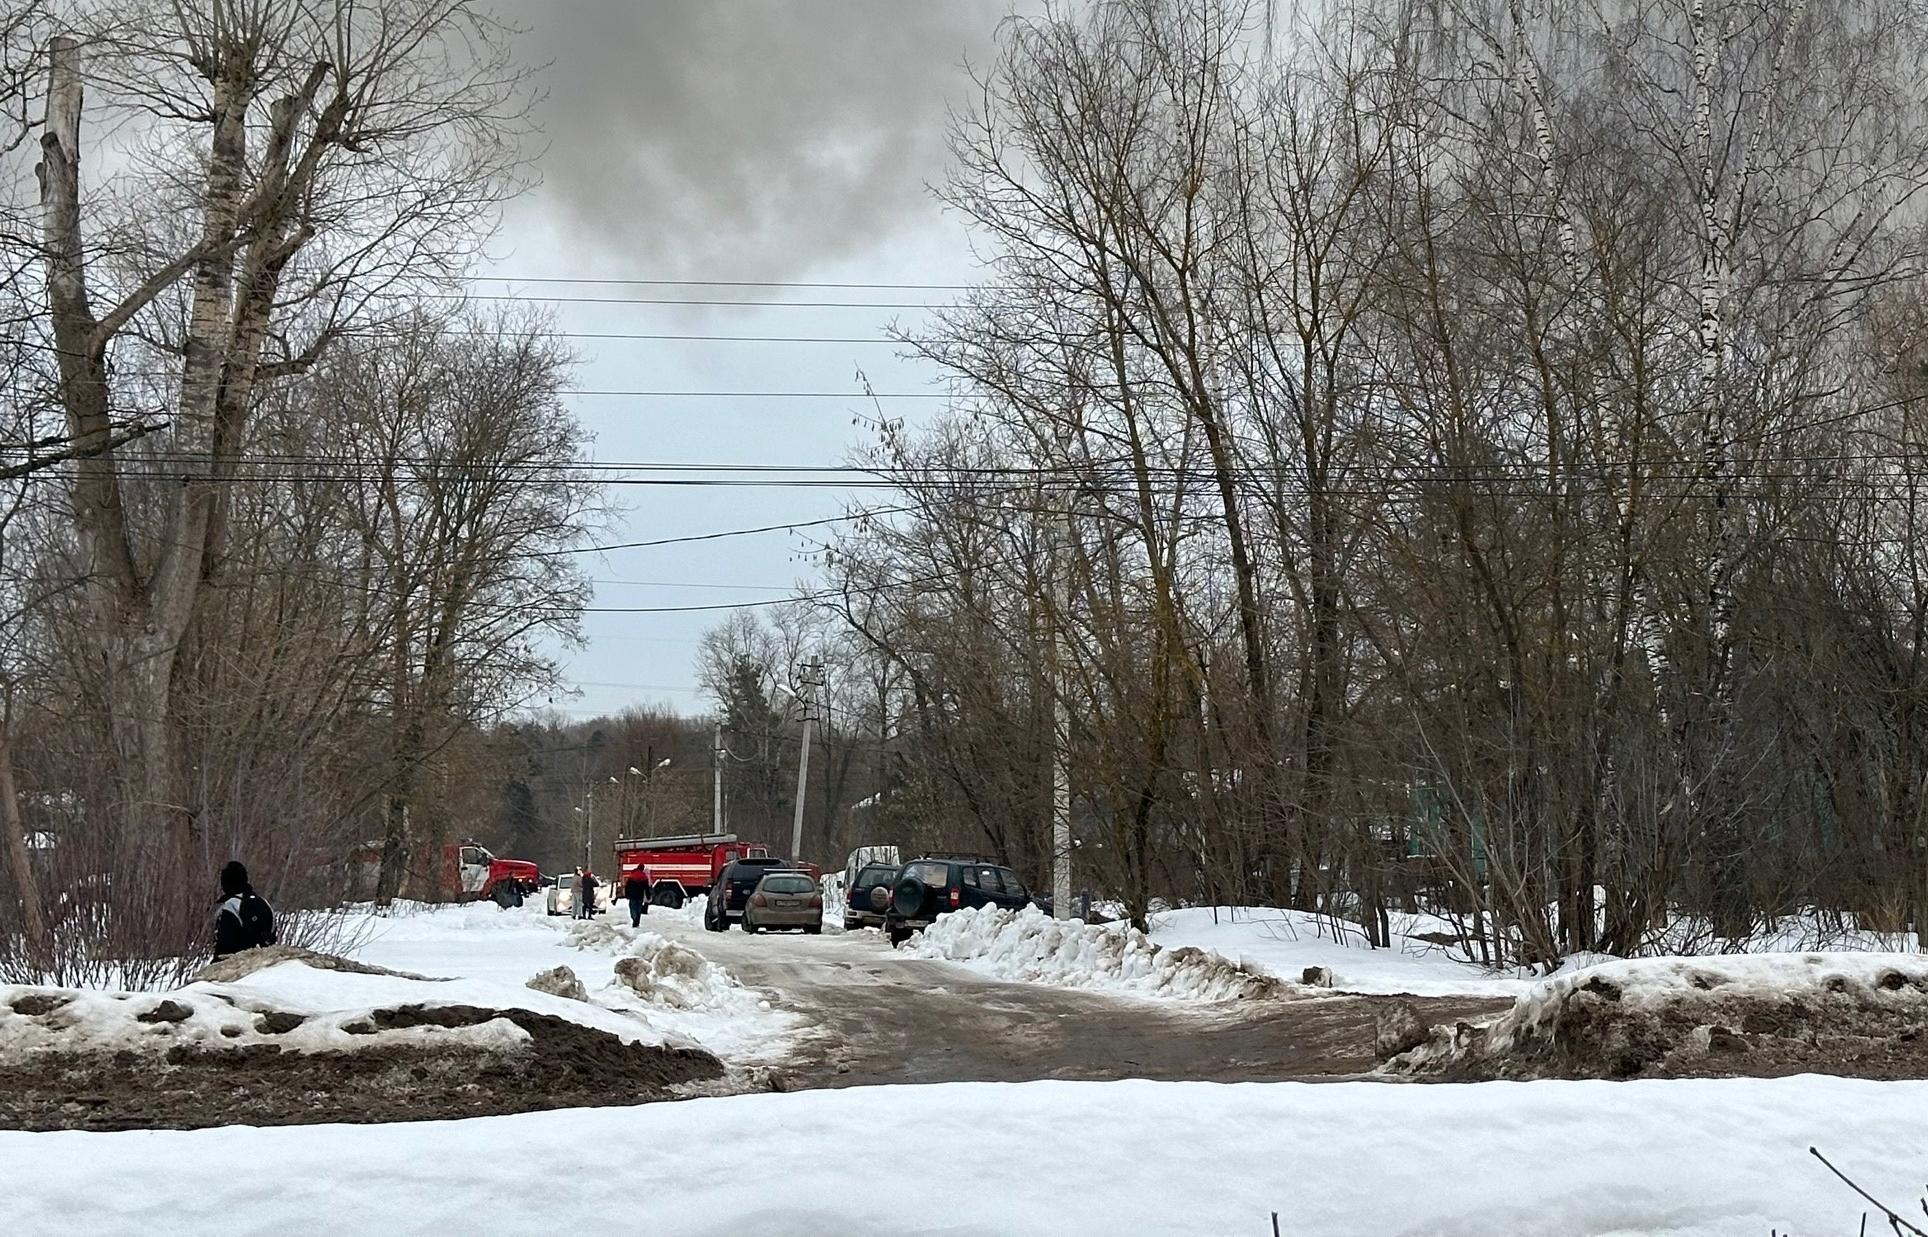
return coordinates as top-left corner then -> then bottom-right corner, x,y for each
497,0 -> 1005,277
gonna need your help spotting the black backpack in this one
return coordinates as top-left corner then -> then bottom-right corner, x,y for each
238,890 -> 277,948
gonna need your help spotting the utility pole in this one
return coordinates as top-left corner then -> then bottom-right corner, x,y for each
713,721 -> 725,835
1052,506 -> 1073,920
790,658 -> 824,862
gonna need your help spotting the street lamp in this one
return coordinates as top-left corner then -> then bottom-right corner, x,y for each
632,757 -> 672,835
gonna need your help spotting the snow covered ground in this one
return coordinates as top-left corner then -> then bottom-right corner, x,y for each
1148,906 -> 1541,997
326,899 -> 800,1061
7,1073 -> 1923,1234
0,899 -> 799,1066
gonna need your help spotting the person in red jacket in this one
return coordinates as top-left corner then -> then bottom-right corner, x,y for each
622,867 -> 651,926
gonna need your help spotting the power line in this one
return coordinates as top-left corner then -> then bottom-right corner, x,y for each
546,509 -> 906,558
470,276 -> 979,291
588,578 -> 796,591
430,294 -> 960,309
561,389 -> 949,398
476,331 -> 905,344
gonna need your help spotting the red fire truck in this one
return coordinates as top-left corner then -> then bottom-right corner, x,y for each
612,832 -> 772,907
351,838 -> 541,907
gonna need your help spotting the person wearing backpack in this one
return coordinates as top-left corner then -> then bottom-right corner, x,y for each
214,860 -> 276,960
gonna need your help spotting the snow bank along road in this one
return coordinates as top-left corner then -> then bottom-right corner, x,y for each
639,909 -> 1505,1085
7,1075 -> 1920,1235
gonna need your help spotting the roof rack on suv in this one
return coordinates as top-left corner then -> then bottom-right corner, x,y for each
915,852 -> 1003,864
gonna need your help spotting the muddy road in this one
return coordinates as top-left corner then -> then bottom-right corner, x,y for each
665,918 -> 1507,1087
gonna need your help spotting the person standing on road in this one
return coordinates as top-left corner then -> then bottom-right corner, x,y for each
214,860 -> 276,960
572,867 -> 587,919
623,867 -> 650,926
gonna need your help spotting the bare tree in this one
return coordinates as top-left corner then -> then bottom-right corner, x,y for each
29,0 -> 530,910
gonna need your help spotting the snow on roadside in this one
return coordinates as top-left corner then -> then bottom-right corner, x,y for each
1145,905 -> 1928,1000
905,904 -> 1286,1001
607,932 -> 761,1015
8,1074 -> 1925,1235
0,978 -> 534,1058
215,954 -> 671,1046
558,916 -> 802,1060
2,900 -> 797,1068
1150,906 -> 1539,998
1388,951 -> 1928,1076
345,899 -> 797,1059
1522,951 -> 1928,1007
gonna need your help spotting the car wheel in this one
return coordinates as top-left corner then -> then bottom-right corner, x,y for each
888,925 -> 911,947
743,919 -> 758,934
842,917 -> 858,931
891,877 -> 928,920
805,924 -> 822,935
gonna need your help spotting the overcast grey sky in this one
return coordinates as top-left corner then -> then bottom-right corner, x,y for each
487,0 -> 1010,722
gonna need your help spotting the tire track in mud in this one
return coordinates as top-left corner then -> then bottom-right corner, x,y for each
676,924 -> 1508,1087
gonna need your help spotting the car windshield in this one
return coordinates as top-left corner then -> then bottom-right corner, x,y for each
760,875 -> 814,894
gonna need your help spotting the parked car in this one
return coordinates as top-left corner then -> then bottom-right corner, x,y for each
703,855 -> 789,930
885,856 -> 1041,946
742,870 -> 824,934
842,862 -> 900,931
545,873 -> 609,917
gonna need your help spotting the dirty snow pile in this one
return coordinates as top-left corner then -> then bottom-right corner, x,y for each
552,916 -> 800,1059
305,899 -> 797,1062
906,904 -> 1286,1001
0,966 -> 535,1060
608,932 -> 767,1015
225,942 -> 684,1048
560,921 -> 756,1013
1384,952 -> 1928,1079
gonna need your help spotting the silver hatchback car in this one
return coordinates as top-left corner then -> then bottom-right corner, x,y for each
742,870 -> 823,934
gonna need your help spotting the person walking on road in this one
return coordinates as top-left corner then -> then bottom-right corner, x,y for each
579,868 -> 599,919
214,860 -> 276,960
623,868 -> 650,926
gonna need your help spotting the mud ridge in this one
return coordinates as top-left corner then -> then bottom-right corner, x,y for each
0,1002 -> 723,1131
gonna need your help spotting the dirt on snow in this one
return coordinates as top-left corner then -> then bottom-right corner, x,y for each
0,1001 -> 723,1132
1380,966 -> 1928,1082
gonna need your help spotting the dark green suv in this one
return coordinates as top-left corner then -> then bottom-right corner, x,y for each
885,856 -> 1037,946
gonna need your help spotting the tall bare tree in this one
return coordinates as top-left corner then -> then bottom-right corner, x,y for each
29,1 -> 529,900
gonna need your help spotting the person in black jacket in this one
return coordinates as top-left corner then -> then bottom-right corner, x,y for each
579,869 -> 599,919
623,869 -> 650,926
214,860 -> 276,960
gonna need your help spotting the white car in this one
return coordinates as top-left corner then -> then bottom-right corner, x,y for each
545,874 -> 609,916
